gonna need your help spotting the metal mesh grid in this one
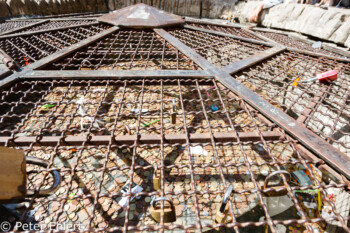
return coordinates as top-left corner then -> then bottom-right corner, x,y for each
233,51 -> 350,156
187,23 -> 264,42
254,30 -> 350,59
0,79 -> 268,138
167,28 -> 268,68
46,29 -> 200,70
2,78 -> 350,232
0,24 -> 110,67
0,20 -> 36,34
15,20 -> 96,33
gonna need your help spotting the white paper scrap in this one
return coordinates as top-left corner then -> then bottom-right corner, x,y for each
189,146 -> 208,156
118,183 -> 143,208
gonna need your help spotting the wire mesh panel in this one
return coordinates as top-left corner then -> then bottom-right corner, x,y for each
167,28 -> 268,68
0,20 -> 36,34
0,24 -> 110,67
233,51 -> 350,156
45,29 -> 200,70
254,30 -> 350,59
187,23 -> 264,42
0,79 -> 269,138
14,20 -> 97,33
1,78 -> 350,233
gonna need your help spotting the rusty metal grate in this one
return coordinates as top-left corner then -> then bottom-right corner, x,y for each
254,30 -> 350,59
0,24 -> 110,67
233,51 -> 350,155
45,29 -> 200,70
2,78 -> 350,232
0,21 -> 36,34
187,22 -> 264,42
1,5 -> 350,233
0,79 -> 266,138
14,20 -> 96,33
167,28 -> 268,68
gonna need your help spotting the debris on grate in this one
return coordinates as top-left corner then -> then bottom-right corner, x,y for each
187,22 -> 264,42
234,51 -> 350,156
0,24 -> 110,67
168,28 -> 268,67
1,5 -> 350,232
254,30 -> 350,59
43,29 -> 200,71
15,20 -> 96,33
0,20 -> 36,34
0,78 -> 348,232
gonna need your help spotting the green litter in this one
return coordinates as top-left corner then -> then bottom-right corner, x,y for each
143,119 -> 159,127
41,104 -> 55,109
67,192 -> 76,203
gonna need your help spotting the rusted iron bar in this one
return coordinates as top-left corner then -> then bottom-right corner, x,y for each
222,46 -> 285,74
216,82 -> 275,128
243,28 -> 279,45
0,131 -> 284,147
0,72 -> 20,88
287,33 -> 350,59
0,20 -> 48,36
184,24 -> 273,47
155,28 -> 350,179
5,12 -> 107,20
0,70 -> 12,79
251,27 -> 285,34
0,22 -> 99,40
288,47 -> 350,62
249,27 -> 350,62
21,70 -> 212,79
56,16 -> 103,20
185,18 -> 245,29
322,44 -> 350,58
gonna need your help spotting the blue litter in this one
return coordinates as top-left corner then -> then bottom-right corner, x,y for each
211,105 -> 218,111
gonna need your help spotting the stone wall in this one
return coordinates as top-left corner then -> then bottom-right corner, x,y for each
229,2 -> 350,48
0,0 -> 236,19
1,0 -> 350,48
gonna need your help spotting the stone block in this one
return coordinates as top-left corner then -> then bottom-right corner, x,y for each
297,8 -> 342,40
345,35 -> 350,48
231,1 -> 262,23
262,4 -> 305,31
330,16 -> 350,45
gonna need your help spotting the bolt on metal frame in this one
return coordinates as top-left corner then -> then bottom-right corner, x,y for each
1,7 -> 350,233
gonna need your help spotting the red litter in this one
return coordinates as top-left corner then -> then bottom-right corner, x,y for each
296,69 -> 338,84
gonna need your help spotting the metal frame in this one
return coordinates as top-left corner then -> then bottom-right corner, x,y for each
1,10 -> 350,232
0,17 -> 349,178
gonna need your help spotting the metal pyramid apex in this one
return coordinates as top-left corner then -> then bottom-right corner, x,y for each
97,3 -> 185,28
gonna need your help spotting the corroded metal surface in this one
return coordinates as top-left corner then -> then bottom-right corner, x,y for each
253,29 -> 350,60
0,20 -> 36,34
44,29 -> 200,70
187,22 -> 264,42
0,5 -> 350,233
0,24 -> 110,67
2,78 -> 349,232
233,51 -> 350,156
167,28 -> 268,68
14,20 -> 96,34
